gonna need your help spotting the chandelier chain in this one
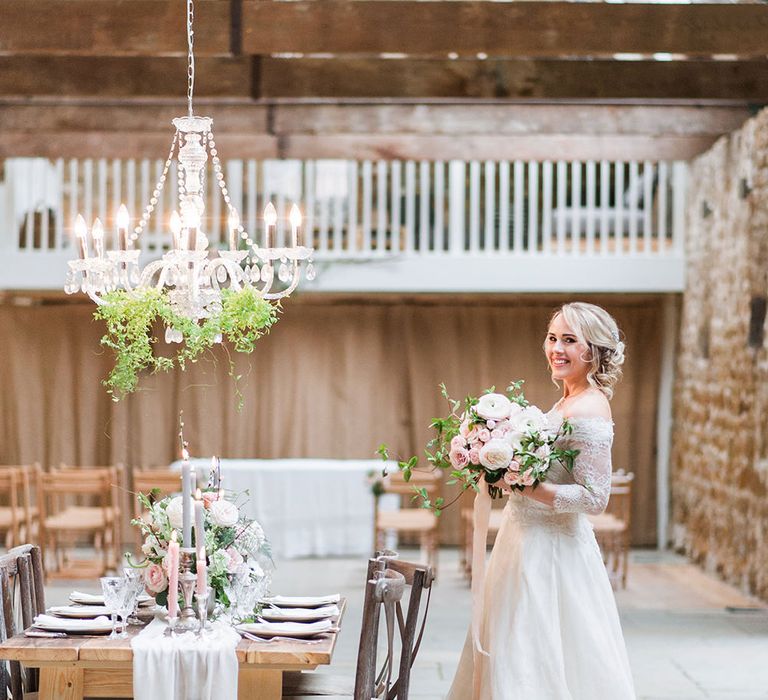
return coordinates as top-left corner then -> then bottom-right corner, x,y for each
187,0 -> 195,117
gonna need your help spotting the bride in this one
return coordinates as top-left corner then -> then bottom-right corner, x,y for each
446,302 -> 636,699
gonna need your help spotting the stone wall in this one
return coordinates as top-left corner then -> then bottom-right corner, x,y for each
672,109 -> 768,599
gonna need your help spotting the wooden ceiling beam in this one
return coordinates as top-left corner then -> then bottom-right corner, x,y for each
3,2 -> 768,59
4,56 -> 768,101
0,0 -> 232,57
257,57 -> 768,101
0,100 -> 748,160
242,1 -> 768,58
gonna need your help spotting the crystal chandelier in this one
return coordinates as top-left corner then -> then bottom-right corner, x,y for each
64,0 -> 315,322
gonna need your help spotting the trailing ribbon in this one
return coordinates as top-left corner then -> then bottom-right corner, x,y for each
471,476 -> 492,700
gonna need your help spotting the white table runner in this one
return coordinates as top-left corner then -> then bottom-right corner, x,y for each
131,618 -> 239,700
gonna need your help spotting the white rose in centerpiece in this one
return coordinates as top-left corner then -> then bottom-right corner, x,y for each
479,439 -> 514,470
475,393 -> 513,421
209,499 -> 239,528
165,496 -> 186,530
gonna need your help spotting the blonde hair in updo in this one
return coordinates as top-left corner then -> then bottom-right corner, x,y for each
547,302 -> 625,399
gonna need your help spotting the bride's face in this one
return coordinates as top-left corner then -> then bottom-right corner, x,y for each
545,313 -> 592,383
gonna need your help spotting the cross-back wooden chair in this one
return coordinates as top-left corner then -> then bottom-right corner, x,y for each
0,544 -> 46,699
0,465 -> 37,549
374,470 -> 441,573
37,466 -> 120,579
588,469 -> 634,589
131,467 -> 182,548
283,553 -> 435,700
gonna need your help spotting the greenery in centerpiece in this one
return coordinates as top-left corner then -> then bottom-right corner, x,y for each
130,486 -> 272,611
94,286 -> 279,401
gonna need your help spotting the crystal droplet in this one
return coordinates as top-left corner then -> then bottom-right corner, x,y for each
306,262 -> 316,281
216,266 -> 228,283
261,265 -> 272,282
278,263 -> 289,282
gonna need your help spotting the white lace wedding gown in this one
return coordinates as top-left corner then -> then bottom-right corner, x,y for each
446,411 -> 636,700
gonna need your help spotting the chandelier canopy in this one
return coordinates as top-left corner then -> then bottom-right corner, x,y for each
65,0 -> 315,323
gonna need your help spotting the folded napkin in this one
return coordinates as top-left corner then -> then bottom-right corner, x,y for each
33,614 -> 113,633
259,604 -> 340,621
49,604 -> 112,618
131,618 -> 239,700
261,594 -> 340,608
70,590 -> 154,606
238,618 -> 334,638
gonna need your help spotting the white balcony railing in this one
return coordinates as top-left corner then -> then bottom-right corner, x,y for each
0,157 -> 687,292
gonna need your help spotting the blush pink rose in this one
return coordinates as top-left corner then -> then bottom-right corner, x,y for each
144,563 -> 168,593
487,419 -> 497,430
503,470 -> 521,486
449,448 -> 470,469
508,459 -> 521,472
202,491 -> 219,509
459,419 -> 471,438
224,547 -> 244,574
477,428 -> 491,443
519,470 -> 536,487
469,448 -> 480,465
450,435 -> 466,450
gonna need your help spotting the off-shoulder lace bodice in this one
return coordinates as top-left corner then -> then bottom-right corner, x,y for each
546,411 -> 614,515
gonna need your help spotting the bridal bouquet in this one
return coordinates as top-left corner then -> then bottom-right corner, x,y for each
131,487 -> 272,609
379,381 -> 578,512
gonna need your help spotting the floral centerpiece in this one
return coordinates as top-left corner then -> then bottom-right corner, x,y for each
132,481 -> 272,610
378,381 -> 579,513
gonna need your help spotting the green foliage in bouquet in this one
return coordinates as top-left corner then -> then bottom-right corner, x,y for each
378,380 -> 580,515
94,287 -> 279,402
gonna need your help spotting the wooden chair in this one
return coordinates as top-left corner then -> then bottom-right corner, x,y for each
131,467 -> 182,547
588,470 -> 634,589
283,553 -> 435,700
0,465 -> 37,549
37,466 -> 120,579
0,544 -> 46,699
460,507 -> 505,581
374,470 -> 441,573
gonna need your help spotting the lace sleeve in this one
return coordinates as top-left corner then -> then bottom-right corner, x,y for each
552,418 -> 613,515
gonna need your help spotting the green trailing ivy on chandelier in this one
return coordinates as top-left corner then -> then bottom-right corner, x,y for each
95,287 -> 279,400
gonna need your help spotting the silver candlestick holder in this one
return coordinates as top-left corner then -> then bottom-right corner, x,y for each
175,548 -> 199,632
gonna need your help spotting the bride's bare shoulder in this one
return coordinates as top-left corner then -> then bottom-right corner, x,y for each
563,390 -> 612,422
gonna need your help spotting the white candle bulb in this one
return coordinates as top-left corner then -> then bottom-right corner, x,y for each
74,214 -> 89,259
92,218 -> 104,259
116,204 -> 130,251
289,203 -> 302,248
264,202 -> 277,249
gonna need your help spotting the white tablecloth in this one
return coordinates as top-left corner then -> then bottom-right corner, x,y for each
170,459 -> 398,559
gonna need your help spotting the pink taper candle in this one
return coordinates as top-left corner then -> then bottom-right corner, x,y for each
196,548 -> 207,596
168,530 -> 180,620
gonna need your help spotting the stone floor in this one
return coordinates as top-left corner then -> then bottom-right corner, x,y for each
46,548 -> 768,700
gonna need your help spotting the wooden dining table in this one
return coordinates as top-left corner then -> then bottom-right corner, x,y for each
0,601 -> 345,700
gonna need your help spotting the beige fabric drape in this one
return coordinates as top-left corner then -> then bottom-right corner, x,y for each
0,294 -> 662,545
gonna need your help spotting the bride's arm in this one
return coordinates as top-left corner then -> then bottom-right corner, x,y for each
520,409 -> 613,515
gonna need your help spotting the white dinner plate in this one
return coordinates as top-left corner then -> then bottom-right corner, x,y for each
69,591 -> 154,607
48,605 -> 112,619
238,619 -> 334,639
33,614 -> 117,635
260,594 -> 340,608
259,605 -> 339,622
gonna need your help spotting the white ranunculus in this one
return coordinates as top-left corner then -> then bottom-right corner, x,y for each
504,429 -> 525,452
512,405 -> 548,434
475,393 -> 513,421
479,439 -> 514,470
165,496 -> 186,530
535,444 -> 552,462
209,499 -> 239,528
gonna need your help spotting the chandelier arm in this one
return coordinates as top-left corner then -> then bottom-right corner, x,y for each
262,260 -> 302,300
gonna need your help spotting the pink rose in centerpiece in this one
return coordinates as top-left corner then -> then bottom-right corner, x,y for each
202,491 -> 219,509
209,499 -> 239,528
144,563 -> 168,593
224,547 -> 244,574
449,447 -> 470,469
477,428 -> 491,443
468,448 -> 481,465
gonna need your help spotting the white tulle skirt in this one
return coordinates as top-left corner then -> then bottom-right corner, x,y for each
446,497 -> 636,700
